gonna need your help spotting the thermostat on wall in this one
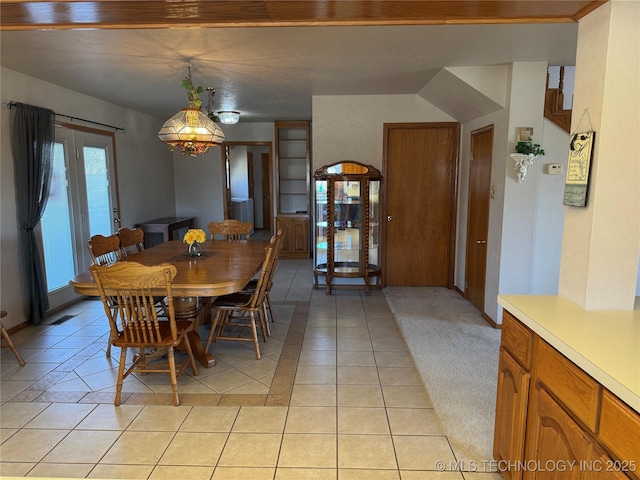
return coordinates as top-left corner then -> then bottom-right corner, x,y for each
544,163 -> 563,175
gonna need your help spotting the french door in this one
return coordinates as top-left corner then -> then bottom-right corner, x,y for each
40,126 -> 120,310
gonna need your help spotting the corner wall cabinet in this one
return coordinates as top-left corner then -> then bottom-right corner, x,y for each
275,120 -> 311,258
313,161 -> 382,294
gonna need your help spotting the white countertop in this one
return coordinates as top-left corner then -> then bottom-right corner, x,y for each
498,295 -> 640,413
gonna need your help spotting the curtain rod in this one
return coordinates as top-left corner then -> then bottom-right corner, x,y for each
7,101 -> 125,133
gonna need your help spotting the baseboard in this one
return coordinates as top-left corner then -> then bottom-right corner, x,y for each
483,313 -> 501,329
453,286 -> 500,329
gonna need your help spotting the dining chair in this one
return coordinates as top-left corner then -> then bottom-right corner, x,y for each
204,241 -> 277,360
117,226 -> 169,318
87,233 -> 121,266
1,311 -> 25,366
116,226 -> 145,257
90,261 -> 198,406
242,229 -> 285,324
87,233 -> 122,357
207,219 -> 253,240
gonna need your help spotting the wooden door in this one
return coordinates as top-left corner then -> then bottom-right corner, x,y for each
383,123 -> 459,286
465,125 -> 493,311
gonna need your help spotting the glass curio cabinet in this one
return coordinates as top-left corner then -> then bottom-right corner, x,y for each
313,161 -> 382,294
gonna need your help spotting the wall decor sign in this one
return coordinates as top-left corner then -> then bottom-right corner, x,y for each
563,131 -> 595,207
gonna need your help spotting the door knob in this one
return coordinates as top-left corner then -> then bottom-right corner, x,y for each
387,215 -> 393,221
476,240 -> 486,244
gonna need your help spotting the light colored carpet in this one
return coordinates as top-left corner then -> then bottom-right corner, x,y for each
384,286 -> 501,460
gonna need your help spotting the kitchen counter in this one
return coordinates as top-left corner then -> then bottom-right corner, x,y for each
498,294 -> 640,413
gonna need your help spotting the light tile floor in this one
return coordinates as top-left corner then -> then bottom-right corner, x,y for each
0,259 -> 502,479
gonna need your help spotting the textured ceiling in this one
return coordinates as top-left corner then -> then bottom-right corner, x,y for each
1,22 -> 581,122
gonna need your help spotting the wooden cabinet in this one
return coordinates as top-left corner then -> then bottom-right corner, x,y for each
524,386 -> 593,479
275,120 -> 311,258
494,348 -> 530,480
276,215 -> 310,259
495,310 -> 640,480
313,161 -> 382,294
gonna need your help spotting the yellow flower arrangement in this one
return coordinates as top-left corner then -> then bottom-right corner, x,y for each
183,228 -> 206,245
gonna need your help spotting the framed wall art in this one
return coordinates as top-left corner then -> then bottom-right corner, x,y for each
563,131 -> 595,207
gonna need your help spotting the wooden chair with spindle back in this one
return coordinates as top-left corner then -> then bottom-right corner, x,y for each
242,229 -> 285,324
87,233 -> 122,357
205,240 -> 277,360
207,219 -> 253,241
116,227 -> 145,257
117,226 -> 169,318
90,261 -> 198,406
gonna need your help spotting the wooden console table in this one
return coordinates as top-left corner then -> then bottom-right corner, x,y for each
135,216 -> 195,248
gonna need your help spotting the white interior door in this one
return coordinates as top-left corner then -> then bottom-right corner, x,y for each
40,127 -> 119,311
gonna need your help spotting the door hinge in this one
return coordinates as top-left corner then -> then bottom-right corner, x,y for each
469,152 -> 474,161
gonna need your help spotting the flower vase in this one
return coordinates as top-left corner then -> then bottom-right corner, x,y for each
188,241 -> 201,257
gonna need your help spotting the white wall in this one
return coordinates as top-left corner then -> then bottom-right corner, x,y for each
498,62 -> 549,299
532,120 -> 570,294
1,67 -> 175,329
559,0 -> 640,310
312,94 -> 455,172
230,145 -> 249,199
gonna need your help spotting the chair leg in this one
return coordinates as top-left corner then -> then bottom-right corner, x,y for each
182,336 -> 198,377
249,312 -> 261,360
205,310 -> 223,353
114,346 -> 128,406
1,322 -> 25,366
265,293 -> 275,323
166,347 -> 180,406
259,307 -> 270,340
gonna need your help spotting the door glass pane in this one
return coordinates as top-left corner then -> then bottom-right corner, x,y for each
83,145 -> 112,236
41,143 -> 75,291
334,180 -> 361,272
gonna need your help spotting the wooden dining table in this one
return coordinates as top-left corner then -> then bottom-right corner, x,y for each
70,239 -> 269,368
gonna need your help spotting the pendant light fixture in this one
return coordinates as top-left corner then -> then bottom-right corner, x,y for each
158,62 -> 225,157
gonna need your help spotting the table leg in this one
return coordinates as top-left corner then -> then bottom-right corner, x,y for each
174,297 -> 216,368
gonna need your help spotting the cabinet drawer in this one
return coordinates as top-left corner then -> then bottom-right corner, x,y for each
535,338 -> 600,432
502,310 -> 533,369
598,389 -> 640,473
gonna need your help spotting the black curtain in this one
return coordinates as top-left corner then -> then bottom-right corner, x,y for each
11,102 -> 56,325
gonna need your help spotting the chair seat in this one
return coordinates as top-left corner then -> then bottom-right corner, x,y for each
114,319 -> 193,347
212,292 -> 253,308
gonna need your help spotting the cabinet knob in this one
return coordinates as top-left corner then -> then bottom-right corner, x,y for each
387,215 -> 393,221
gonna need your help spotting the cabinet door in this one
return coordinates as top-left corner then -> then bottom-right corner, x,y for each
524,386 -> 592,480
277,216 -> 309,258
588,442 -> 634,480
494,348 -> 530,480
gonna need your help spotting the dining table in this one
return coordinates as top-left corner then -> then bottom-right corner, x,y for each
69,239 -> 269,368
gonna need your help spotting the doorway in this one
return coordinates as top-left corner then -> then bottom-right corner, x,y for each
465,125 -> 493,313
40,124 -> 120,310
221,142 -> 273,236
382,122 -> 460,287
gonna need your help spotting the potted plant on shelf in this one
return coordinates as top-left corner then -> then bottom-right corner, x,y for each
511,137 -> 545,183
